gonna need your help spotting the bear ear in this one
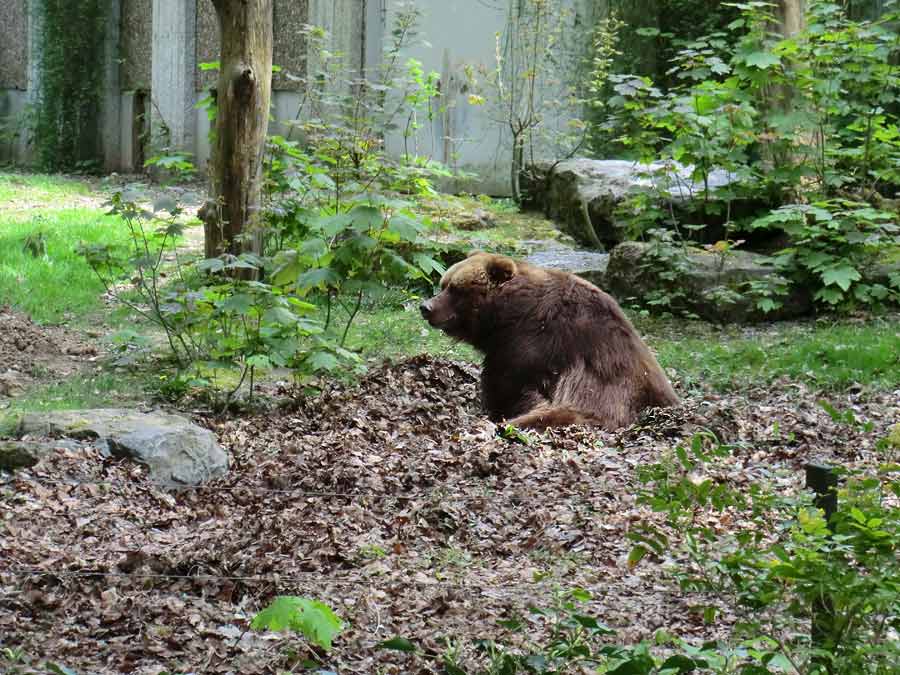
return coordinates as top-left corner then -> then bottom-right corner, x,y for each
486,256 -> 516,285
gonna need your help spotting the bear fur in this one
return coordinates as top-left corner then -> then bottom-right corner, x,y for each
420,252 -> 678,430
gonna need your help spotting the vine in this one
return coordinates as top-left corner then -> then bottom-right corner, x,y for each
33,0 -> 108,171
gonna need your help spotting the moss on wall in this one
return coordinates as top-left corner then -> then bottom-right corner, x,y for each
120,0 -> 152,91
0,0 -> 28,90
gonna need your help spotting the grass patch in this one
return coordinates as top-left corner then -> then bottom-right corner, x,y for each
652,317 -> 900,392
0,371 -> 150,421
419,194 -> 573,255
329,298 -> 478,365
0,207 -> 130,323
0,171 -> 93,205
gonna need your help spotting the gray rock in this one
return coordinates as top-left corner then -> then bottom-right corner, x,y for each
17,409 -> 228,486
522,159 -> 738,249
605,242 -> 812,322
0,370 -> 28,397
0,440 -> 56,471
525,246 -> 610,288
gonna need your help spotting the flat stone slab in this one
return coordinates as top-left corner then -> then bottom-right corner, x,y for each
17,408 -> 228,486
525,246 -> 610,288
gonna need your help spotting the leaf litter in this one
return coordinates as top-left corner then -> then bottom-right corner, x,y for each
1,354 -> 897,673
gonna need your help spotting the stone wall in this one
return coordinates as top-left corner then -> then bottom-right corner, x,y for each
0,0 -> 28,90
120,0 -> 152,91
196,0 -> 309,91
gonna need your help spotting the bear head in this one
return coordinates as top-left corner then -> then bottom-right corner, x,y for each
420,252 -> 516,342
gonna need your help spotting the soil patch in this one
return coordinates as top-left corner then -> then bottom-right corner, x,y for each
1,355 -> 896,673
0,306 -> 100,396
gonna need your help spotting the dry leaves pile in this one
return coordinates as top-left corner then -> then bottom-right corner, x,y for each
1,355 -> 896,674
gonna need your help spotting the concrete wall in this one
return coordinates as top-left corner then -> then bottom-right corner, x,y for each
0,0 -> 29,163
2,0 -> 592,191
382,0 -> 592,195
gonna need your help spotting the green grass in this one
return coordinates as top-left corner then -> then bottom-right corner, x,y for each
0,171 -> 93,205
650,317 -> 900,392
420,193 -> 573,255
0,207 -> 130,323
334,300 -> 479,365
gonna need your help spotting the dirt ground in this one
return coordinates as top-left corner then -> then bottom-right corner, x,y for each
1,354 -> 896,674
0,306 -> 100,397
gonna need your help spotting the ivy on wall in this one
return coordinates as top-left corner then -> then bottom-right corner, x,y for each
33,0 -> 108,171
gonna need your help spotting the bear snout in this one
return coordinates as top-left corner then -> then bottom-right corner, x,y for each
419,299 -> 433,319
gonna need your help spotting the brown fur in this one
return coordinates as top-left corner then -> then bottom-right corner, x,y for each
420,252 -> 678,430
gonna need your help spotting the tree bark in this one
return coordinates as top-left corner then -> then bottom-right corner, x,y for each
203,0 -> 273,261
776,0 -> 806,38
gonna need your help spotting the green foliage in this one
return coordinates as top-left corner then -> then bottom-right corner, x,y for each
266,193 -> 446,348
255,9 -> 455,349
630,432 -> 900,674
750,201 -> 900,309
381,586 -> 800,673
79,190 -> 359,408
598,1 -> 900,316
32,0 -> 109,172
251,596 -> 344,652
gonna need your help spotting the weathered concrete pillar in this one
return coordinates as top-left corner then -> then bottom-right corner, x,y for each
150,0 -> 197,155
25,0 -> 43,112
100,0 -> 123,170
308,0 -> 364,76
362,0 -> 383,77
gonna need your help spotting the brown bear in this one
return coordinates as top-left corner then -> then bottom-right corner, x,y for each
420,252 -> 678,430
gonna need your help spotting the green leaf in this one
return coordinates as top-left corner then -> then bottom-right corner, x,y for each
251,596 -> 344,651
246,354 -> 272,369
296,267 -> 340,291
263,306 -> 298,326
219,293 -> 253,314
387,215 -> 421,242
45,664 -> 78,675
348,204 -> 384,232
660,654 -> 700,673
820,265 -> 861,291
627,545 -> 648,569
300,237 -> 329,258
742,51 -> 781,69
757,298 -> 780,313
377,636 -> 418,653
307,351 -> 340,372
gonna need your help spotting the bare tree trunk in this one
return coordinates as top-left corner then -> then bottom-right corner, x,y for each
777,0 -> 806,37
202,0 -> 273,261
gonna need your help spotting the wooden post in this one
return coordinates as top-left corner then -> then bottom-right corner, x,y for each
805,462 -> 838,675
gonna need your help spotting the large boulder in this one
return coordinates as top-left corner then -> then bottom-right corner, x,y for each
16,409 -> 228,486
525,245 -> 609,288
521,159 -> 737,249
605,242 -> 812,322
